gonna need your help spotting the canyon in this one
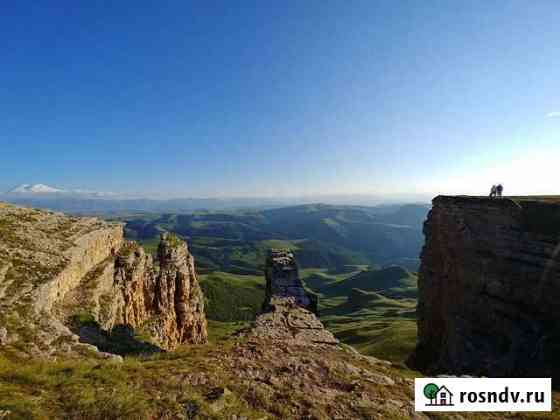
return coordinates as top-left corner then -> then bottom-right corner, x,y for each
2,198 -> 560,418
0,202 -> 426,419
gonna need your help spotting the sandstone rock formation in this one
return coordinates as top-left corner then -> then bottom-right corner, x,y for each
151,233 -> 208,348
85,233 -> 208,351
0,202 -> 207,358
412,196 -> 560,379
263,249 -> 317,313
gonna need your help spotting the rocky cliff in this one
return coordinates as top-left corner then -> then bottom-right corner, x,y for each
249,249 -> 337,345
152,233 -> 207,347
413,196 -> 560,379
0,203 -> 207,358
82,233 -> 208,352
263,249 -> 318,313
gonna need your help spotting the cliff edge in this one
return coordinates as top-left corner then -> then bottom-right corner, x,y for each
0,203 -> 207,358
412,195 -> 560,379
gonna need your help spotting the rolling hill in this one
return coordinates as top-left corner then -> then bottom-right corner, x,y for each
120,203 -> 429,273
318,266 -> 418,299
300,266 -> 419,362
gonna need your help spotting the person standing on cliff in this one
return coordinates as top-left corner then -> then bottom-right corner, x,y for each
496,184 -> 503,198
489,185 -> 497,198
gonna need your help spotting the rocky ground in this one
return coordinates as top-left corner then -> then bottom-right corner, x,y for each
0,202 -> 124,358
3,325 -> 559,419
0,286 -> 424,420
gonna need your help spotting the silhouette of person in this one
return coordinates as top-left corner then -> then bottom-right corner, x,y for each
489,185 -> 496,198
496,184 -> 503,198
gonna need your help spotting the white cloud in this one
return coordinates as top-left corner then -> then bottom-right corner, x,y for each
546,111 -> 560,118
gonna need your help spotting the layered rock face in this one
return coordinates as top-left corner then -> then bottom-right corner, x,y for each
151,233 -> 207,347
0,203 -> 207,357
263,249 -> 317,313
102,234 -> 208,350
413,196 -> 560,379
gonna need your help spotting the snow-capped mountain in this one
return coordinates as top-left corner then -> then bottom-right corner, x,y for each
8,184 -> 66,194
6,184 -> 123,198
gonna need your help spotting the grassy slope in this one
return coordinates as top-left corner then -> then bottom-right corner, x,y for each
301,267 -> 418,363
206,320 -> 249,343
198,272 -> 265,322
0,343 -> 268,420
2,340 -> 559,420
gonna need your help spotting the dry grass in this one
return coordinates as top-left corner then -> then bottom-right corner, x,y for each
509,195 -> 560,204
2,338 -> 560,419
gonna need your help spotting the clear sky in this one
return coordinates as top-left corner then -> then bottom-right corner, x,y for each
1,1 -> 559,198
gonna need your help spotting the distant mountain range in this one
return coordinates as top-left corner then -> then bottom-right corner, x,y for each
121,203 -> 430,272
6,183 -> 126,198
1,183 -> 432,214
2,183 -> 284,212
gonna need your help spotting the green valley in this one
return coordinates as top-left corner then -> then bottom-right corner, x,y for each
113,203 -> 427,364
300,267 -> 418,363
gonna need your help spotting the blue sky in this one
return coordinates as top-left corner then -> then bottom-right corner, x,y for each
1,1 -> 559,198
